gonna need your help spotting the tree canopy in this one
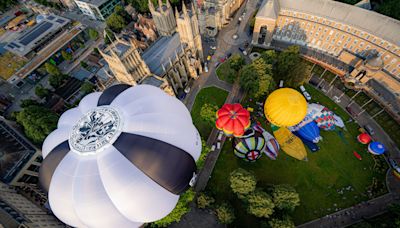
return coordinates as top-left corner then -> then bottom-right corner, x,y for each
197,192 -> 215,209
49,73 -> 67,89
45,62 -> 61,76
106,13 -> 127,33
61,50 -> 72,61
215,203 -> 235,224
0,0 -> 16,12
229,168 -> 257,196
272,185 -> 300,211
35,85 -> 49,98
268,217 -> 295,228
376,0 -> 400,21
151,189 -> 195,227
80,81 -> 95,94
88,28 -> 99,40
247,190 -> 275,218
200,103 -> 218,125
229,54 -> 245,72
273,46 -> 309,87
15,105 -> 59,144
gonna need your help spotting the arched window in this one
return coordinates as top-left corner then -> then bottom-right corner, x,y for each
258,26 -> 267,44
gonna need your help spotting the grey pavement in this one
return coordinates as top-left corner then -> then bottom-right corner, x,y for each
170,207 -> 224,228
60,10 -> 106,32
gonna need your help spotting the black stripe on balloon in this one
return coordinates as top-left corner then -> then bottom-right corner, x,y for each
114,133 -> 197,195
97,84 -> 131,106
38,141 -> 70,194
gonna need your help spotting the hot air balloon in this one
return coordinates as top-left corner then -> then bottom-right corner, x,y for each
232,129 -> 265,162
314,107 -> 336,131
289,115 -> 314,132
271,125 -> 308,161
38,84 -> 201,228
368,142 -> 386,155
264,88 -> 307,127
253,123 -> 279,160
293,131 -> 320,152
333,114 -> 345,128
357,133 -> 371,144
216,103 -> 250,137
295,121 -> 322,143
306,103 -> 325,120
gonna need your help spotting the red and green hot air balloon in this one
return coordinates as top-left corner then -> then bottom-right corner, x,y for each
216,103 -> 250,137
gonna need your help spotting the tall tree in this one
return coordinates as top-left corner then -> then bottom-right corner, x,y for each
268,217 -> 295,228
252,58 -> 275,98
247,190 -> 275,218
88,28 -> 99,40
49,74 -> 67,88
215,203 -> 235,224
80,81 -> 95,94
272,185 -> 300,211
200,103 -> 218,125
197,193 -> 215,209
376,0 -> 400,20
15,105 -> 59,144
152,189 -> 195,227
45,62 -> 61,76
274,45 -> 308,87
261,50 -> 278,65
106,13 -> 127,33
239,64 -> 259,93
35,85 -> 49,98
61,50 -> 72,61
229,54 -> 245,71
229,168 -> 257,196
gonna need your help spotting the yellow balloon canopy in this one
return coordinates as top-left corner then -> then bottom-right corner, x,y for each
264,88 -> 307,127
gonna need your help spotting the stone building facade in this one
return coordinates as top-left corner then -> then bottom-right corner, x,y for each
252,0 -> 400,121
149,0 -> 177,36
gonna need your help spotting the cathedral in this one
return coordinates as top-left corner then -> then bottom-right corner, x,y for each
195,0 -> 245,37
100,0 -> 203,96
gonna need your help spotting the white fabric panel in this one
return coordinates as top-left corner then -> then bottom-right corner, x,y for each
110,85 -> 166,108
72,156 -> 143,228
42,128 -> 71,158
57,107 -> 83,129
120,95 -> 191,121
48,152 -> 87,228
97,146 -> 179,223
122,113 -> 201,161
78,92 -> 102,114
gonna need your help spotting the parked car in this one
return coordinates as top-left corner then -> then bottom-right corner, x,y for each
214,62 -> 220,68
219,57 -> 226,63
204,64 -> 209,72
389,158 -> 400,173
300,85 -> 306,92
364,124 -> 375,136
227,52 -> 232,58
184,86 -> 191,93
303,91 -> 311,101
279,80 -> 284,88
210,46 -> 217,50
217,131 -> 223,140
211,144 -> 216,151
217,142 -> 221,149
346,106 -> 354,116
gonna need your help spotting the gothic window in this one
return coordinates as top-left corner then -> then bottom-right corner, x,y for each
258,26 -> 268,44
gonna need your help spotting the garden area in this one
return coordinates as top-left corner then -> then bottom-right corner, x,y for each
192,50 -> 388,227
205,85 -> 388,226
0,51 -> 26,80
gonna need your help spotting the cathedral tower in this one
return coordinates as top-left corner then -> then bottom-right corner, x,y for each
149,0 -> 177,36
99,37 -> 151,85
176,2 -> 204,60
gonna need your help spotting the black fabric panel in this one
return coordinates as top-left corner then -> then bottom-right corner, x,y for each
97,84 -> 131,106
114,133 -> 197,195
38,141 -> 70,194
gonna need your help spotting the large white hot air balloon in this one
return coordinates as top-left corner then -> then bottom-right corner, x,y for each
39,84 -> 201,228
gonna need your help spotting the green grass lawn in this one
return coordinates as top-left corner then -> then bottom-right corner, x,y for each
205,85 -> 388,226
216,61 -> 236,84
191,86 -> 229,139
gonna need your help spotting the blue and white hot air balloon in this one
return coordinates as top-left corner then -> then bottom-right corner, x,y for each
368,142 -> 386,155
296,121 -> 322,143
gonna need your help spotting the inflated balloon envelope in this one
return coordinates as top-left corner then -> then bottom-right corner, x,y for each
39,84 -> 201,228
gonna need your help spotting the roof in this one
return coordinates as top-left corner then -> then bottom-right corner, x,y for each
75,0 -> 108,6
142,33 -> 184,76
257,0 -> 279,20
355,0 -> 371,10
367,79 -> 400,113
0,119 -> 37,184
4,14 -> 70,56
257,0 -> 400,46
140,75 -> 164,87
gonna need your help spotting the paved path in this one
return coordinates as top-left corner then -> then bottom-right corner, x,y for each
170,207 -> 223,228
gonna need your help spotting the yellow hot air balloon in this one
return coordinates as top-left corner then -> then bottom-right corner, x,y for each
271,125 -> 308,161
264,88 -> 307,127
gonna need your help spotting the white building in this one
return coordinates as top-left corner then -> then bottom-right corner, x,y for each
74,0 -> 121,20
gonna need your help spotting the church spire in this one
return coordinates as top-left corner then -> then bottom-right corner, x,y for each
175,6 -> 180,20
182,1 -> 188,18
158,0 -> 163,12
166,0 -> 171,8
149,0 -> 155,12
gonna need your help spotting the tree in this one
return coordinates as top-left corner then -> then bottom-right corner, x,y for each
197,192 -> 215,209
88,28 -> 99,40
251,58 -> 275,99
261,50 -> 278,65
15,105 -> 59,144
272,185 -> 300,211
200,103 -> 218,125
80,81 -> 95,94
106,13 -> 127,33
49,74 -> 67,88
376,0 -> 400,20
274,46 -> 308,87
35,86 -> 49,98
215,203 -> 235,224
229,54 -> 245,71
80,61 -> 88,69
0,0 -> 16,12
229,168 -> 257,196
152,189 -> 195,227
268,217 -> 295,228
197,139 -> 210,169
61,50 -> 72,61
247,190 -> 275,218
114,5 -> 131,22
20,99 -> 39,108
239,64 -> 259,93
45,62 -> 61,76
